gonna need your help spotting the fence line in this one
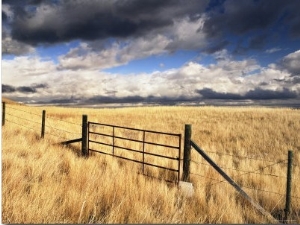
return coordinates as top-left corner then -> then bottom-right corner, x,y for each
6,105 -> 41,117
6,118 -> 37,132
45,122 -> 81,135
46,115 -> 82,127
204,150 -> 285,164
206,160 -> 287,188
3,102 -> 82,141
6,112 -> 41,125
191,159 -> 288,179
190,171 -> 300,202
6,115 -> 77,141
189,138 -> 280,224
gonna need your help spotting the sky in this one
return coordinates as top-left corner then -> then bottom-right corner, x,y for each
1,0 -> 300,107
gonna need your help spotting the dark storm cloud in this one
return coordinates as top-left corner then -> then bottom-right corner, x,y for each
2,11 -> 8,22
245,88 -> 298,100
2,83 -> 48,93
248,34 -> 268,50
204,0 -> 284,37
6,0 -> 208,45
203,0 -> 300,52
41,94 -> 202,105
16,86 -> 36,93
2,84 -> 16,93
291,76 -> 300,84
196,87 -> 298,100
3,0 -> 300,55
197,88 -> 243,100
202,40 -> 229,54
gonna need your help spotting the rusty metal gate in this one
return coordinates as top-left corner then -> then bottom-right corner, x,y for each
88,122 -> 181,183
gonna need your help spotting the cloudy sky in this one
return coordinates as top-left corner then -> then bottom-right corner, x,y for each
2,0 -> 300,107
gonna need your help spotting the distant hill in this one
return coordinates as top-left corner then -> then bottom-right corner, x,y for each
2,97 -> 24,105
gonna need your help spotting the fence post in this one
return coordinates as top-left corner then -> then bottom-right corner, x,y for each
82,115 -> 88,157
2,102 -> 5,126
142,130 -> 145,174
182,124 -> 192,182
41,110 -> 46,138
284,150 -> 293,222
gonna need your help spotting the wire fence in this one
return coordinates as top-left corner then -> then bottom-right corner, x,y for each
4,105 -> 82,142
190,151 -> 300,202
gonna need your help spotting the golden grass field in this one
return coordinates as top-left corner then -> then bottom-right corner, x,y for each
2,99 -> 300,223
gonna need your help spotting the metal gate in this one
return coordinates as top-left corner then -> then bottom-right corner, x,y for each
88,122 -> 181,183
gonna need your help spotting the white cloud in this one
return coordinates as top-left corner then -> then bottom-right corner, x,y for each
265,47 -> 282,53
2,51 -> 298,103
2,4 -> 14,21
281,50 -> 300,75
2,56 -> 57,84
57,16 -> 207,71
166,16 -> 207,51
2,36 -> 36,55
58,42 -> 122,70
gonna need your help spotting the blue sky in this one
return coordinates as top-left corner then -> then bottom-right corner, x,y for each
2,0 -> 300,107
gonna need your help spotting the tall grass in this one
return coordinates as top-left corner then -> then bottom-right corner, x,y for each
2,104 -> 300,223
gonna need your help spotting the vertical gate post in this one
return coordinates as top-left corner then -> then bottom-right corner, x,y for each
2,102 -> 5,126
82,115 -> 88,157
41,110 -> 46,138
284,150 -> 293,222
142,131 -> 145,174
182,124 -> 192,182
112,127 -> 115,155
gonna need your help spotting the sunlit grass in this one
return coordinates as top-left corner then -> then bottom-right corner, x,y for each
2,104 -> 300,223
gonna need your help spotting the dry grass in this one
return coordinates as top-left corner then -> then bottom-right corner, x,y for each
2,104 -> 300,224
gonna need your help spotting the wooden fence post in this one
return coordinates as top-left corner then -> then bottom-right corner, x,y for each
82,115 -> 88,157
41,110 -> 46,138
284,150 -> 293,222
2,102 -> 5,126
182,124 -> 192,182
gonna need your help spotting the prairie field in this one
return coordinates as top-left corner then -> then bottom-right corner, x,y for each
2,102 -> 300,224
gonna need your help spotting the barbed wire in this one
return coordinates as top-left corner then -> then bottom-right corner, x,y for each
5,119 -> 37,132
202,160 -> 288,187
190,172 -> 224,183
45,131 -> 67,140
244,186 -> 300,200
5,113 -> 80,141
203,150 -> 284,164
46,115 -> 82,127
6,112 -> 41,125
242,185 -> 285,197
45,122 -> 81,136
191,159 -> 288,179
191,170 -> 300,201
43,119 -> 81,142
6,103 -> 81,127
6,105 -> 41,117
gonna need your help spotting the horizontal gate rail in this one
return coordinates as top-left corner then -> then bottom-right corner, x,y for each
89,130 -> 180,148
89,148 -> 179,172
89,121 -> 180,136
142,140 -> 179,149
89,140 -> 179,160
89,131 -> 112,138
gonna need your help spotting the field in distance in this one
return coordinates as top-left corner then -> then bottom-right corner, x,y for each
2,102 -> 300,223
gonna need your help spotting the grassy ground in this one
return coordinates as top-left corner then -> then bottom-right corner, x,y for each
2,103 -> 300,223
